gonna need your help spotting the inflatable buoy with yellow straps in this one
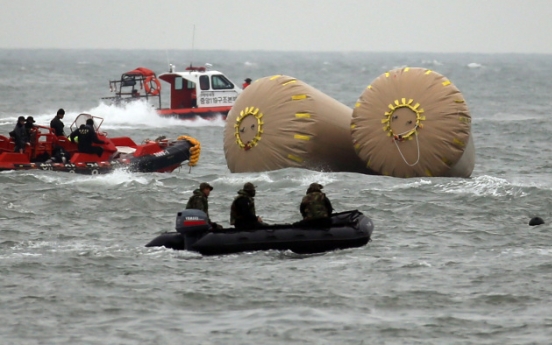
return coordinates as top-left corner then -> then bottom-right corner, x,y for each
177,135 -> 201,166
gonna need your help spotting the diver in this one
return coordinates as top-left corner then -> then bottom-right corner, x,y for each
68,118 -> 106,157
230,182 -> 267,230
186,182 -> 223,231
300,183 -> 334,220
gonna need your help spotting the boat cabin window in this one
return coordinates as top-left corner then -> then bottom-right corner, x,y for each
175,77 -> 183,90
175,77 -> 196,91
199,75 -> 210,90
211,75 -> 234,90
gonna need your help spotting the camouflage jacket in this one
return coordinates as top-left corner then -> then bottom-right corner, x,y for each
300,191 -> 333,220
186,189 -> 209,219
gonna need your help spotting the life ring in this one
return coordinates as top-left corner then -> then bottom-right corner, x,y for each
144,76 -> 161,96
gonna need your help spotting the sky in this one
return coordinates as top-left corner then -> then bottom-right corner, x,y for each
1,0 -> 551,54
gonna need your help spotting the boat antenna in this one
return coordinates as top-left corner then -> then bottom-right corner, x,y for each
165,49 -> 174,72
190,24 -> 196,68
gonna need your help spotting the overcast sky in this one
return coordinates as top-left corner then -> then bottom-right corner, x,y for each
1,0 -> 551,54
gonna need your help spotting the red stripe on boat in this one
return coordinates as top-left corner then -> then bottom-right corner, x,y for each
183,220 -> 207,226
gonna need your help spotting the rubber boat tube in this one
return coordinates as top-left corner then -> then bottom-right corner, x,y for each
145,209 -> 374,256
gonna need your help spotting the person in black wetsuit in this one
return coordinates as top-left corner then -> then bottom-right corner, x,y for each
69,118 -> 106,157
50,108 -> 66,136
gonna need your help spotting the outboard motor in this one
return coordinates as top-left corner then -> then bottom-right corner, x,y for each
175,209 -> 211,251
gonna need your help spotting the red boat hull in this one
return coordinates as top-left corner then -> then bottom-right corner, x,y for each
157,106 -> 230,120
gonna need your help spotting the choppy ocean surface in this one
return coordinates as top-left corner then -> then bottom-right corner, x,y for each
1,49 -> 552,344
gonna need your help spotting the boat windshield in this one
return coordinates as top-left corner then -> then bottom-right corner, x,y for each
70,113 -> 104,132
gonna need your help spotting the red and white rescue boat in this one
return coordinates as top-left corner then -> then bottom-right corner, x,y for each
102,64 -> 243,120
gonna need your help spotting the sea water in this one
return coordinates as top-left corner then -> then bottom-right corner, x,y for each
1,49 -> 552,344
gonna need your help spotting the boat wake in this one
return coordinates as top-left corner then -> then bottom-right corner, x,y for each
90,102 -> 226,129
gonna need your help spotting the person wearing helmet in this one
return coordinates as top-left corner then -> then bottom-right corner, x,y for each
300,183 -> 334,220
186,182 -> 223,231
230,182 -> 266,229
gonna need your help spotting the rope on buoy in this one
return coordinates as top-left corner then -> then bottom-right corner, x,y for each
393,130 -> 421,167
177,135 -> 201,167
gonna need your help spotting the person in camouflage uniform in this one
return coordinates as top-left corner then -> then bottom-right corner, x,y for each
186,182 -> 212,216
300,183 -> 334,220
186,182 -> 222,230
230,182 -> 266,229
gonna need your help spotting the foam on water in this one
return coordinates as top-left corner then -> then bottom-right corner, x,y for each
438,174 -> 552,197
214,170 -> 339,189
437,175 -> 527,197
0,101 -> 226,130
88,101 -> 226,129
13,169 -> 159,187
500,247 -> 552,257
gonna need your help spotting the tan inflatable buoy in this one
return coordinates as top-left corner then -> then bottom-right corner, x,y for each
224,75 -> 370,174
351,67 -> 475,178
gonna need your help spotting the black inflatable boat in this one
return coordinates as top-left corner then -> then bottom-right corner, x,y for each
145,209 -> 374,256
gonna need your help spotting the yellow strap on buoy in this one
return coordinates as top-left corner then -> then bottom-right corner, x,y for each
177,135 -> 201,166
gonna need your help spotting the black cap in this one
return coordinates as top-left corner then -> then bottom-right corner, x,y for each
245,78 -> 252,83
26,116 -> 35,123
18,116 -> 26,122
57,108 -> 65,116
86,118 -> 94,125
243,182 -> 256,191
199,182 -> 213,191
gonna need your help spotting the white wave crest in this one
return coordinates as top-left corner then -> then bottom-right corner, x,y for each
437,175 -> 527,197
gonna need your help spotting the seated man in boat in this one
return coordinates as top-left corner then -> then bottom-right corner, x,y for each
230,182 -> 267,230
68,119 -> 106,157
186,182 -> 223,231
300,183 -> 334,221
